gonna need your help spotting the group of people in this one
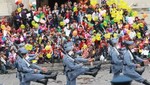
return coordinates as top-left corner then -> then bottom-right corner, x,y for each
0,0 -> 150,85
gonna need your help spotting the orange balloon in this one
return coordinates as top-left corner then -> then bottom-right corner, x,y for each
72,30 -> 78,36
143,13 -> 148,18
18,0 -> 22,4
29,3 -> 32,7
125,24 -> 129,29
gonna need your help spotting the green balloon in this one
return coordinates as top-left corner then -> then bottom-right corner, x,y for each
103,21 -> 107,26
31,21 -> 36,25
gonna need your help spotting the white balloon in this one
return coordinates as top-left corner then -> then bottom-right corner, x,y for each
64,19 -> 70,24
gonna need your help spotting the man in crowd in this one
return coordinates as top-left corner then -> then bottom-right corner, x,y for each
0,51 -> 8,74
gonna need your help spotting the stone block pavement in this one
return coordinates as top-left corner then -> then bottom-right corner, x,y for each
0,63 -> 150,85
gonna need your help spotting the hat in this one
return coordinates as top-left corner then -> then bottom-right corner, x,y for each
64,42 -> 74,52
19,47 -> 28,54
111,75 -> 132,84
111,38 -> 118,44
124,41 -> 134,45
18,43 -> 25,47
64,42 -> 73,48
64,46 -> 73,52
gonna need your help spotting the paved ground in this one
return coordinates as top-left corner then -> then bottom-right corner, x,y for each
0,63 -> 150,85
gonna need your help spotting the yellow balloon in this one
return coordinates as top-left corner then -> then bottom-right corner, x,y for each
60,21 -> 66,26
104,33 -> 111,39
93,16 -> 99,21
73,7 -> 77,12
46,53 -> 52,59
17,8 -> 22,13
96,33 -> 101,41
32,60 -> 37,63
90,0 -> 98,6
1,25 -> 6,30
139,23 -> 144,28
127,29 -> 131,34
133,11 -> 138,17
82,44 -> 88,49
136,32 -> 141,39
92,36 -> 96,42
102,13 -> 106,17
45,45 -> 51,50
25,44 -> 33,51
39,37 -> 42,44
20,24 -> 25,29
86,14 -> 92,22
132,23 -> 137,29
34,23 -> 39,28
113,33 -> 118,38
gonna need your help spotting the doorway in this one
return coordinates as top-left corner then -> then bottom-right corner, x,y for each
36,0 -> 79,9
48,0 -> 77,9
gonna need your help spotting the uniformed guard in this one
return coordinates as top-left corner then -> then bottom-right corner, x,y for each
122,41 -> 150,85
15,47 -> 58,85
108,38 -> 123,78
61,42 -> 101,85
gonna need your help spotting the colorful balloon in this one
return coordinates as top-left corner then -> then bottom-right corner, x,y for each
31,20 -> 36,25
103,21 -> 108,26
20,24 -> 25,29
25,44 -> 33,51
90,0 -> 98,6
143,13 -> 148,18
96,33 -> 101,41
34,23 -> 39,29
86,14 -> 92,22
1,25 -> 5,30
60,21 -> 66,27
93,16 -> 99,21
73,7 -> 78,12
17,8 -> 22,13
72,30 -> 78,36
45,45 -> 51,50
46,53 -> 52,59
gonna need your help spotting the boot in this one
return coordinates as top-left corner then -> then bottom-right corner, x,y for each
143,80 -> 150,85
95,62 -> 102,70
45,72 -> 58,80
89,62 -> 101,71
40,70 -> 53,75
36,79 -> 48,85
84,69 -> 99,77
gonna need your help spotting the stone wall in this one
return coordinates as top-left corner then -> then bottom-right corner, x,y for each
0,0 -> 31,17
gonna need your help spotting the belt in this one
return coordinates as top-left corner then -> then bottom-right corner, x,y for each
111,63 -> 120,65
